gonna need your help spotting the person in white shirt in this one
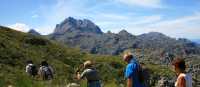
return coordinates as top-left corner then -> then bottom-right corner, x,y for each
172,58 -> 192,87
25,60 -> 37,77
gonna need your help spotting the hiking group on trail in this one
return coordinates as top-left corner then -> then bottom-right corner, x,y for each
26,60 -> 54,81
25,53 -> 193,87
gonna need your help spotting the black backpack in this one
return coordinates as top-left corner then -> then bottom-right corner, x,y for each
27,64 -> 38,76
137,64 -> 146,84
41,66 -> 53,80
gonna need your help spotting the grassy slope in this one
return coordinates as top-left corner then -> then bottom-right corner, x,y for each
0,26 -> 174,87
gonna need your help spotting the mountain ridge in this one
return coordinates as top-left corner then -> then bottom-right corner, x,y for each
49,17 -> 200,57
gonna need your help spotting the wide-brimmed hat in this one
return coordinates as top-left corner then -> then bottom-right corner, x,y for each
123,53 -> 133,61
83,60 -> 93,68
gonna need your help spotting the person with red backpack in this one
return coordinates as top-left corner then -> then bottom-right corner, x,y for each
38,61 -> 54,80
123,53 -> 146,87
26,60 -> 38,77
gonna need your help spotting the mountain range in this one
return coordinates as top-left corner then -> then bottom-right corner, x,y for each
47,17 -> 200,60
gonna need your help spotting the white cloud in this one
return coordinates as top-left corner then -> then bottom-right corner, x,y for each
34,0 -> 88,35
32,14 -> 39,18
98,13 -> 130,20
8,23 -> 30,32
116,0 -> 162,8
124,13 -> 200,39
129,15 -> 162,25
95,12 -> 200,39
35,25 -> 54,35
39,0 -> 87,23
96,15 -> 162,33
151,13 -> 200,39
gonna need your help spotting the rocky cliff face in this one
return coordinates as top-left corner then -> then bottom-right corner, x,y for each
53,17 -> 103,35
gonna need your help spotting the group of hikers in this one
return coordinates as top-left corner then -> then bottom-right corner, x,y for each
26,60 -> 54,80
122,53 -> 192,87
25,53 -> 193,87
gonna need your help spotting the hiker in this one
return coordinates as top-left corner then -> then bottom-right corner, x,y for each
25,60 -> 38,77
172,58 -> 192,87
76,60 -> 101,87
38,61 -> 54,80
123,53 -> 145,87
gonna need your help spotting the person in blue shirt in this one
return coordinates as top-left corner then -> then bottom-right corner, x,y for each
123,53 -> 145,87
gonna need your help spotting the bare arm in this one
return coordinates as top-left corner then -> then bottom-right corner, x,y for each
76,72 -> 81,80
127,78 -> 132,87
77,69 -> 88,80
179,76 -> 186,87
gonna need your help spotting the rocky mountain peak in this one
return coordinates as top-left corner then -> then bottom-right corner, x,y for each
28,29 -> 40,35
53,17 -> 103,35
138,32 -> 168,39
118,29 -> 134,37
118,29 -> 129,35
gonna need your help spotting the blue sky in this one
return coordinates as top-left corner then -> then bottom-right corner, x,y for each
1,0 -> 200,39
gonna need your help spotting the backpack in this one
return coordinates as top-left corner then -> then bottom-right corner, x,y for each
137,64 -> 147,84
41,66 -> 53,80
27,64 -> 38,76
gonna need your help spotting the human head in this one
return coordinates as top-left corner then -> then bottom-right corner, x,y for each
83,60 -> 93,68
172,58 -> 186,74
123,53 -> 133,63
41,61 -> 48,66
